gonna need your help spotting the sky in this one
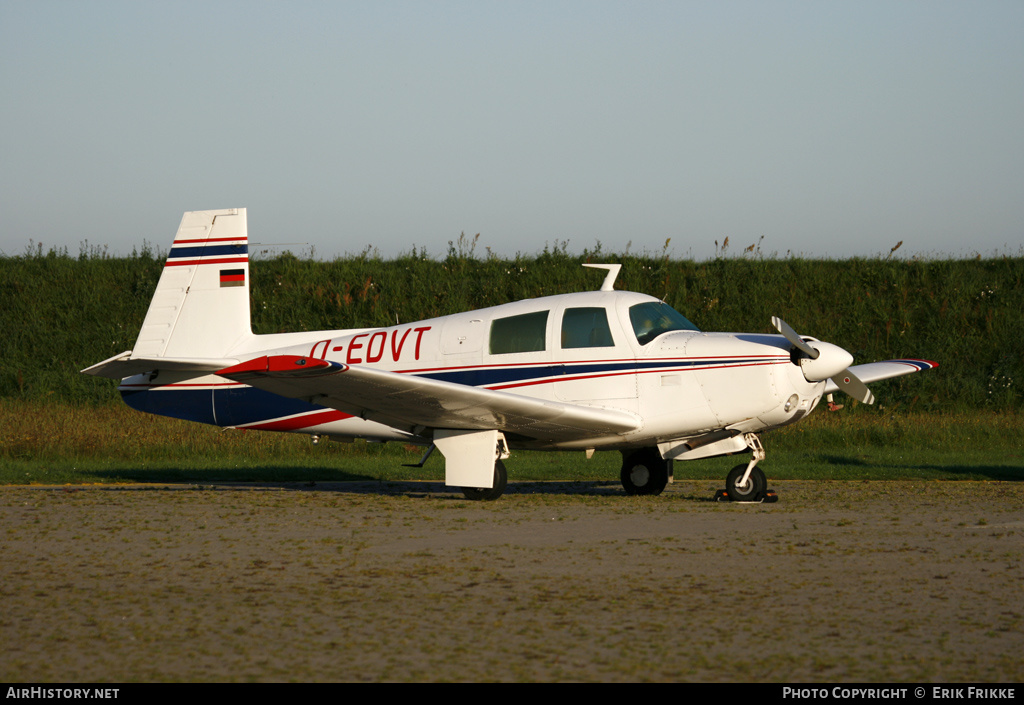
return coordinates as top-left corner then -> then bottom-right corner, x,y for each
2,0 -> 1022,261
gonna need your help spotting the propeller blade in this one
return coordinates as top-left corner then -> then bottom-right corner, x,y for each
832,369 -> 875,405
771,316 -> 819,359
772,316 -> 876,404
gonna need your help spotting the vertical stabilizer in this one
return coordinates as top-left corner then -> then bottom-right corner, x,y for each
132,208 -> 253,361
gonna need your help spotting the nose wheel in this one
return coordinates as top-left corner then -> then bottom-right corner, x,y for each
716,433 -> 777,503
724,463 -> 767,501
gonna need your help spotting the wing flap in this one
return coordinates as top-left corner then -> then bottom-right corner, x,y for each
216,356 -> 641,441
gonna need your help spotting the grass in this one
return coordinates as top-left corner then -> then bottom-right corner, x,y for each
2,247 -> 1023,412
2,400 -> 1021,485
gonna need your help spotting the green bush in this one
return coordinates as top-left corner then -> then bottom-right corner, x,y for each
2,244 -> 1020,411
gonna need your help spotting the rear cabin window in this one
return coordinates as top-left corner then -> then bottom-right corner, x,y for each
628,302 -> 699,345
489,311 -> 549,354
561,307 -> 615,349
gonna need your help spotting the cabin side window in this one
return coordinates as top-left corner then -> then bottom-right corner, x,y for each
561,307 -> 615,349
489,311 -> 549,354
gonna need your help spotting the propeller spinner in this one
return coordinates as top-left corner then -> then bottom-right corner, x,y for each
771,317 -> 875,404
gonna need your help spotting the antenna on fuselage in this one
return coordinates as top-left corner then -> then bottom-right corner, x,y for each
583,263 -> 622,291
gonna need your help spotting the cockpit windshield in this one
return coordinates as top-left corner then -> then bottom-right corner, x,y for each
628,302 -> 699,345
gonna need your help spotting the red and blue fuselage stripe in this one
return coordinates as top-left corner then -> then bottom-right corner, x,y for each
410,356 -> 785,388
120,355 -> 787,429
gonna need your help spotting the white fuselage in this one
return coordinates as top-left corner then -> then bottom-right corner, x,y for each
121,289 -> 825,452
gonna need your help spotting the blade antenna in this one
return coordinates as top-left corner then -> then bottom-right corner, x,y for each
583,263 -> 622,291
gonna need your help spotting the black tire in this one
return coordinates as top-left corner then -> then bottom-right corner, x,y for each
725,464 -> 766,502
461,459 -> 508,501
620,449 -> 669,496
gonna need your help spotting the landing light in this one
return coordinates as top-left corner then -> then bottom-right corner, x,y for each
784,394 -> 799,413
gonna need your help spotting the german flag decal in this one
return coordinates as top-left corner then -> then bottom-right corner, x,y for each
220,268 -> 245,287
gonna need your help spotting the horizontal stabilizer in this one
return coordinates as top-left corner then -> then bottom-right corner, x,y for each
216,356 -> 641,442
81,350 -> 240,379
823,359 -> 938,394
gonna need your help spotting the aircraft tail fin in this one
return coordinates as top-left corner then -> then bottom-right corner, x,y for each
131,208 -> 253,361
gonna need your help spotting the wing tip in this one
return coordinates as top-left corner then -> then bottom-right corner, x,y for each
900,358 -> 939,371
218,355 -> 346,380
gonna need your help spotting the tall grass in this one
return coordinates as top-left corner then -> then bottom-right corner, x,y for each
1,244 -> 1021,411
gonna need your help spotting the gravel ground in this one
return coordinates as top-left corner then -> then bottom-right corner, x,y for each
1,480 -> 1021,683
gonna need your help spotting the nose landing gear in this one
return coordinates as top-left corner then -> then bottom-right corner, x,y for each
716,433 -> 778,503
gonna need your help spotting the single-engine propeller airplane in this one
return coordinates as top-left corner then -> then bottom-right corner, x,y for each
84,208 -> 937,501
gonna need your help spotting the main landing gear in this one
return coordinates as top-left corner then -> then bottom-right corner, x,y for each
461,459 -> 508,501
432,429 -> 511,501
620,448 -> 671,496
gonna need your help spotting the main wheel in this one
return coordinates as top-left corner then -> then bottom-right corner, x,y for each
461,459 -> 508,501
620,449 -> 669,496
725,464 -> 766,502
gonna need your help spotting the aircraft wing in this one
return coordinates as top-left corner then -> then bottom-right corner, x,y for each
823,358 -> 938,395
216,355 -> 642,442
